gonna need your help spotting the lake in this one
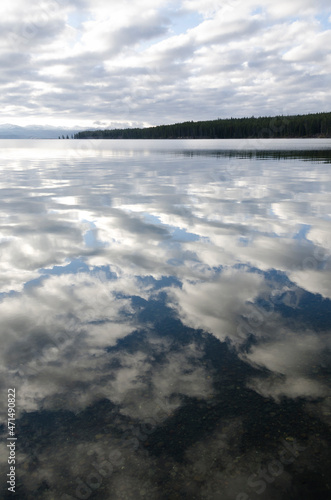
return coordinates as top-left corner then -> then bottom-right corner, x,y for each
0,139 -> 330,499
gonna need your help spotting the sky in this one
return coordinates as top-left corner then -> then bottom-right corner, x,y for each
1,0 -> 331,129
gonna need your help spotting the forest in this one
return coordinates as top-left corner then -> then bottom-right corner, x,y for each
74,111 -> 331,139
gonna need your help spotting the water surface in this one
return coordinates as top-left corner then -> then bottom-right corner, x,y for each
0,139 -> 330,499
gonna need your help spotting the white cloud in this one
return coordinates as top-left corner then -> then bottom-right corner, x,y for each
167,267 -> 268,343
244,329 -> 331,400
283,30 -> 331,65
0,0 -> 330,127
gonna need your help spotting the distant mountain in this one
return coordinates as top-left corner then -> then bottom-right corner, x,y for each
0,124 -> 79,139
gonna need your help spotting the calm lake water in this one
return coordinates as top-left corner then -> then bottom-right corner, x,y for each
0,139 -> 331,499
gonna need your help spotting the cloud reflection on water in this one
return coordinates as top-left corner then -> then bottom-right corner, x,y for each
0,140 -> 330,499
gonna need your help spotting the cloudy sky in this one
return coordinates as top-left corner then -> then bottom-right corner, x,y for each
1,0 -> 331,129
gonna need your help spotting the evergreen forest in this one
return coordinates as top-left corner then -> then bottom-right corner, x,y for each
74,112 -> 331,140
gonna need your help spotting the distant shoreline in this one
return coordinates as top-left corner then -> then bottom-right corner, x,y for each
74,112 -> 331,140
68,135 -> 331,140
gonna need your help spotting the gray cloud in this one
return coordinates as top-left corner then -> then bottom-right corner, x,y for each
0,1 -> 330,127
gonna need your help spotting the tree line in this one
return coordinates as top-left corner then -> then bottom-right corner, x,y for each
74,112 -> 331,139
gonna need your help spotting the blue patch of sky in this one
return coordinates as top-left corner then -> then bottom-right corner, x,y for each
142,212 -> 201,242
40,260 -> 118,282
0,290 -> 19,302
293,224 -> 311,240
84,228 -> 97,247
82,220 -> 109,248
40,258 -> 90,276
65,10 -> 90,48
142,213 -> 162,225
84,228 -> 109,248
315,13 -> 331,30
170,10 -> 203,36
67,11 -> 90,30
251,7 -> 263,16
171,227 -> 200,242
238,236 -> 251,247
23,275 -> 50,291
284,13 -> 330,30
137,9 -> 203,52
137,275 -> 182,290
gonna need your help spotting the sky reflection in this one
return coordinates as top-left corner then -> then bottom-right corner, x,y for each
0,139 -> 330,499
